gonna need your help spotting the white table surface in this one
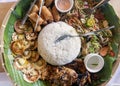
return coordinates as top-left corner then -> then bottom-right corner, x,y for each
0,0 -> 120,86
0,73 -> 13,86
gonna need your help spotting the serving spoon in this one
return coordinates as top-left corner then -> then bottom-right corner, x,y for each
83,0 -> 110,15
55,25 -> 115,43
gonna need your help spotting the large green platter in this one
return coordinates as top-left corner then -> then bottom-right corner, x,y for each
0,0 -> 120,86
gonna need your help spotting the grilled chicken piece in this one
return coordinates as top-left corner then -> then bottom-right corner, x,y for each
65,59 -> 86,73
46,66 -> 78,86
78,71 -> 91,86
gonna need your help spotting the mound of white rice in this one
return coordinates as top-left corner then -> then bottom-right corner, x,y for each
38,21 -> 81,65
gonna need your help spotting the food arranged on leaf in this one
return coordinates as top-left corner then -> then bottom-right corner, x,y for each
10,0 -> 116,86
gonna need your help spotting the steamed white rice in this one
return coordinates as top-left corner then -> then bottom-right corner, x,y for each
38,21 -> 81,65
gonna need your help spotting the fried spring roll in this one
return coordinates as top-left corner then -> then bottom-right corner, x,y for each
52,6 -> 60,21
41,14 -> 48,25
41,6 -> 53,22
36,0 -> 42,8
29,19 -> 41,32
30,5 -> 39,13
35,25 -> 41,32
29,12 -> 44,25
45,0 -> 53,7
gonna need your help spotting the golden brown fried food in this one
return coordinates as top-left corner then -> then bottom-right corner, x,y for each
41,6 -> 53,22
36,0 -> 42,8
14,20 -> 34,34
32,58 -> 47,70
22,50 -> 32,59
29,19 -> 41,32
35,25 -> 41,32
29,41 -> 38,50
26,32 -> 38,41
28,12 -> 44,25
14,20 -> 24,34
22,66 -> 40,83
13,57 -> 30,70
30,5 -> 39,13
45,0 -> 53,7
40,14 -> 48,25
11,40 -> 30,55
28,51 -> 39,62
52,6 -> 60,21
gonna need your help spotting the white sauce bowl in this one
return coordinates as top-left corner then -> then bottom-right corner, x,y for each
55,0 -> 74,13
84,53 -> 104,73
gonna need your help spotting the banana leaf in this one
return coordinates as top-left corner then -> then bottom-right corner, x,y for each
3,0 -> 48,86
2,0 -> 120,86
91,4 -> 120,85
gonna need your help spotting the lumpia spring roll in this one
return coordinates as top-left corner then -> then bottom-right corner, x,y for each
29,19 -> 41,32
28,12 -> 44,25
52,6 -> 60,21
30,5 -> 39,13
36,0 -> 42,8
45,0 -> 53,7
41,14 -> 48,25
35,25 -> 41,32
41,6 -> 53,22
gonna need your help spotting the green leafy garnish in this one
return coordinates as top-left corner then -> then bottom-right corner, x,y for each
92,64 -> 98,66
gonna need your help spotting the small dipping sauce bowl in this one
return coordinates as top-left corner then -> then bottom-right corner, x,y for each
84,53 -> 104,73
55,0 -> 74,13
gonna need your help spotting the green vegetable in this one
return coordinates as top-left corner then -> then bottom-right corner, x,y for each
88,35 -> 101,53
92,3 -> 120,86
86,15 -> 96,27
92,64 -> 98,66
